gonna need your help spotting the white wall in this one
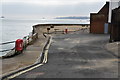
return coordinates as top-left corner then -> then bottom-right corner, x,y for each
108,0 -> 120,23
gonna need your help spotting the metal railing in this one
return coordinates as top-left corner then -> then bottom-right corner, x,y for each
0,41 -> 15,45
0,41 -> 15,52
0,33 -> 38,58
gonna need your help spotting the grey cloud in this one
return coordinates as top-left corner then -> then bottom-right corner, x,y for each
2,2 -> 105,18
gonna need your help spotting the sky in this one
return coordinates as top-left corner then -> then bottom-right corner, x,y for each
1,0 -> 110,19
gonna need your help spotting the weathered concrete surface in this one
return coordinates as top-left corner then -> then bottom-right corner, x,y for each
105,42 -> 120,57
14,31 -> 119,78
1,35 -> 48,76
1,25 -> 86,77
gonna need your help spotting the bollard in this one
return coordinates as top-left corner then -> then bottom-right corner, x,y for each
50,25 -> 54,28
65,28 -> 68,34
47,28 -> 50,34
23,37 -> 27,49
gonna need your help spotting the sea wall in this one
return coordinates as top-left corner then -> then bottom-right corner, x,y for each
32,24 -> 90,34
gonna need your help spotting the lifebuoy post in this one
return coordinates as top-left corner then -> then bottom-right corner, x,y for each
15,39 -> 23,54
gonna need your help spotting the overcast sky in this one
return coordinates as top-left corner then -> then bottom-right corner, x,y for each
1,0 -> 110,19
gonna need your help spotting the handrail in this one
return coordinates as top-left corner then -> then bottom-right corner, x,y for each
0,41 -> 15,45
0,48 -> 15,52
0,41 -> 15,52
1,33 -> 38,57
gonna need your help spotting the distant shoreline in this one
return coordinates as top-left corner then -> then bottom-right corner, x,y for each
55,16 -> 90,19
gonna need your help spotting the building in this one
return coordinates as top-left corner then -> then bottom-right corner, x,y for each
109,0 -> 120,42
108,0 -> 119,23
90,2 -> 109,34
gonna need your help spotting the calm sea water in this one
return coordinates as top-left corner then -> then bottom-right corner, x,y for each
0,19 -> 89,56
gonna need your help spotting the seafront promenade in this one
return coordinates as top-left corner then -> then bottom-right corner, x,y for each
3,30 -> 119,79
1,25 -> 87,76
1,25 -> 119,79
1,28 -> 120,80
1,36 -> 48,75
1,26 -> 49,76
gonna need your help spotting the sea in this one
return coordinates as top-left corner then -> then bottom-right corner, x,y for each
0,18 -> 89,56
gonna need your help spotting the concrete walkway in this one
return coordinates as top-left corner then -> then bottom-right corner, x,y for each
1,35 -> 48,76
13,31 -> 119,78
